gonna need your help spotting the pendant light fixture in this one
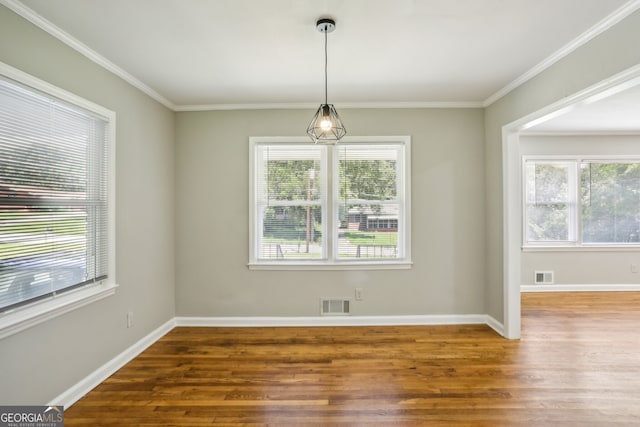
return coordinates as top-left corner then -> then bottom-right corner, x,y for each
306,18 -> 347,144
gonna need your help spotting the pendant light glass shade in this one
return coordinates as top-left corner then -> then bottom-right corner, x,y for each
307,18 -> 346,144
306,103 -> 346,144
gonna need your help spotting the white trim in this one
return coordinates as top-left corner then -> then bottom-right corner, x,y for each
523,154 -> 640,161
248,261 -> 413,271
502,130 -> 522,339
0,0 -> 175,110
523,246 -> 640,252
521,284 -> 640,292
484,315 -> 505,337
483,0 -> 640,106
175,314 -> 490,328
521,131 -> 640,136
48,318 -> 175,408
0,283 -> 118,340
174,101 -> 483,112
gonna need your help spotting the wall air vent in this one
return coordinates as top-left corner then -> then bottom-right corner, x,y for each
534,271 -> 554,285
320,298 -> 351,316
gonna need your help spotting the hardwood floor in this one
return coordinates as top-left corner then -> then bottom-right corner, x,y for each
65,292 -> 640,426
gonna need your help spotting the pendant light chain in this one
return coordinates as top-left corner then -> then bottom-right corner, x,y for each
324,30 -> 328,105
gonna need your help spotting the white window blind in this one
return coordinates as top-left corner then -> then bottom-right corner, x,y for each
255,144 -> 326,260
0,75 -> 109,312
336,144 -> 404,260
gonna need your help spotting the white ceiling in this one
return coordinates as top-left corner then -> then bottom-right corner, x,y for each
9,0 -> 635,112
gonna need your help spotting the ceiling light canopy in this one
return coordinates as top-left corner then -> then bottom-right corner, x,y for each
306,18 -> 346,144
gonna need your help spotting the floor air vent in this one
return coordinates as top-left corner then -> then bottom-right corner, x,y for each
534,271 -> 554,285
321,298 -> 351,316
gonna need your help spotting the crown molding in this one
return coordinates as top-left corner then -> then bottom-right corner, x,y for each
483,0 -> 640,107
520,130 -> 640,136
174,100 -> 484,112
0,0 -> 176,110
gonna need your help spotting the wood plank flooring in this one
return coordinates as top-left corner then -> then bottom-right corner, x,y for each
65,292 -> 640,426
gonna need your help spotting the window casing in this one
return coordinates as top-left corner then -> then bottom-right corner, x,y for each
0,62 -> 116,337
249,136 -> 411,269
523,156 -> 640,247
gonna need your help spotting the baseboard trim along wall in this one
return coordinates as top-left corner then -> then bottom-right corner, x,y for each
52,314 -> 505,409
49,318 -> 176,408
176,314 -> 490,327
521,284 -> 640,292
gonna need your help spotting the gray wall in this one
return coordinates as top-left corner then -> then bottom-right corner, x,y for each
520,135 -> 640,285
175,108 -> 486,317
0,6 -> 175,403
484,10 -> 640,321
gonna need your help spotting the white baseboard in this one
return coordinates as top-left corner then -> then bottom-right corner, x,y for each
175,314 -> 490,328
49,318 -> 175,408
484,315 -> 505,336
521,284 -> 640,292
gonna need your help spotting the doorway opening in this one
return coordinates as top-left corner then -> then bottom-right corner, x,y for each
502,65 -> 640,339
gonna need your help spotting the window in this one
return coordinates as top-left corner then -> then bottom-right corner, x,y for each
250,136 -> 411,269
582,162 -> 640,243
524,161 -> 577,243
0,64 -> 115,333
524,157 -> 640,246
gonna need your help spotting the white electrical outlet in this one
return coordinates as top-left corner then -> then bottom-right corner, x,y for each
126,311 -> 134,328
355,288 -> 364,301
631,263 -> 638,274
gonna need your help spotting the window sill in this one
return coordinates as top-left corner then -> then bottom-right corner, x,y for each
248,261 -> 413,271
523,245 -> 640,252
0,282 -> 118,340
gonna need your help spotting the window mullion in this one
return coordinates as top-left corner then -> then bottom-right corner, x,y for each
398,145 -> 406,259
574,160 -> 582,244
567,160 -> 578,243
325,145 -> 334,261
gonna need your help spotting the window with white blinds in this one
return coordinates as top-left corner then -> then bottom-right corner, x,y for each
0,73 -> 111,312
250,136 -> 411,269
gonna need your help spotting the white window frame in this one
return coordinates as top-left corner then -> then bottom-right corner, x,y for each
0,62 -> 117,339
249,136 -> 412,270
523,154 -> 640,250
